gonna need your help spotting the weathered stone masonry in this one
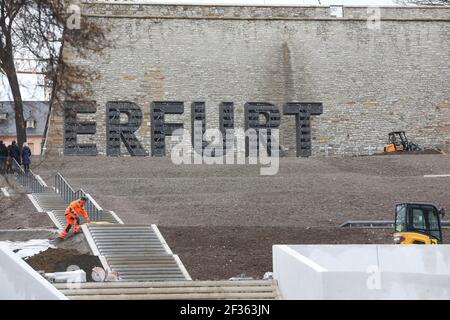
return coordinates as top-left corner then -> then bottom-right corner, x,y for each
45,3 -> 450,156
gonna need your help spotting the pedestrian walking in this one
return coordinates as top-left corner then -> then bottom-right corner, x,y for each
8,141 -> 21,166
21,142 -> 32,173
0,141 -> 7,174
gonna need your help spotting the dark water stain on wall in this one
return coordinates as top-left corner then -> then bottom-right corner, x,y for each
281,42 -> 295,101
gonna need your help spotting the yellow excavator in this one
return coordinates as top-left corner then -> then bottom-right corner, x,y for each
384,131 -> 421,152
393,203 -> 446,244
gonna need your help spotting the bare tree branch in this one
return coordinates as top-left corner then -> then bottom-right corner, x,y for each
0,0 -> 108,149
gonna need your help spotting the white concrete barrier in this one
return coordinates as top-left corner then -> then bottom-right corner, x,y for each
0,244 -> 67,300
273,245 -> 450,300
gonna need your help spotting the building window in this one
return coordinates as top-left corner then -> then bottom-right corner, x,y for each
330,5 -> 344,18
26,119 -> 36,129
0,113 -> 8,121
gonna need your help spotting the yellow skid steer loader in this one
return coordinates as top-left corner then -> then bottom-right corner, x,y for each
393,203 -> 446,244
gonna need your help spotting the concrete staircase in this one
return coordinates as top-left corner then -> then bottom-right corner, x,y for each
82,224 -> 190,281
22,173 -> 190,282
54,280 -> 281,300
17,172 -> 268,297
30,192 -> 119,228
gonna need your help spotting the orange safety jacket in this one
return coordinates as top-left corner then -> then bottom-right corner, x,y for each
65,199 -> 89,221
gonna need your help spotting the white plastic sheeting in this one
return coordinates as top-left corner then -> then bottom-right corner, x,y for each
0,239 -> 55,259
273,245 -> 450,300
45,270 -> 86,283
0,244 -> 66,300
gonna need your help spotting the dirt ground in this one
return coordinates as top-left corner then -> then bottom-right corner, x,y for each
160,226 -> 393,280
374,149 -> 443,156
2,154 -> 449,280
35,154 -> 450,227
25,248 -> 102,282
0,175 -> 54,229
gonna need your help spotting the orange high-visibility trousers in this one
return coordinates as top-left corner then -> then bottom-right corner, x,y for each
59,213 -> 81,239
59,199 -> 90,239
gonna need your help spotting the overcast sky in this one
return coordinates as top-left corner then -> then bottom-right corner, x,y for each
0,0 -> 403,102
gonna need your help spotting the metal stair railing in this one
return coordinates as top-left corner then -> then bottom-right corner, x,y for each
339,219 -> 450,229
12,158 -> 45,193
54,172 -> 101,221
54,173 -> 76,203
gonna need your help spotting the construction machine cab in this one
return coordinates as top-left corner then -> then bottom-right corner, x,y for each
389,131 -> 408,151
385,131 -> 421,152
393,203 -> 444,244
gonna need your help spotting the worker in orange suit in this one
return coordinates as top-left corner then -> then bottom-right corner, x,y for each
58,196 -> 91,239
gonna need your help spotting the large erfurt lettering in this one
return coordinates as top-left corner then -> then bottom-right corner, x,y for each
191,102 -> 235,157
64,101 -> 98,156
283,103 -> 323,158
151,101 -> 184,157
63,100 -> 323,157
244,102 -> 281,157
106,101 -> 147,156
